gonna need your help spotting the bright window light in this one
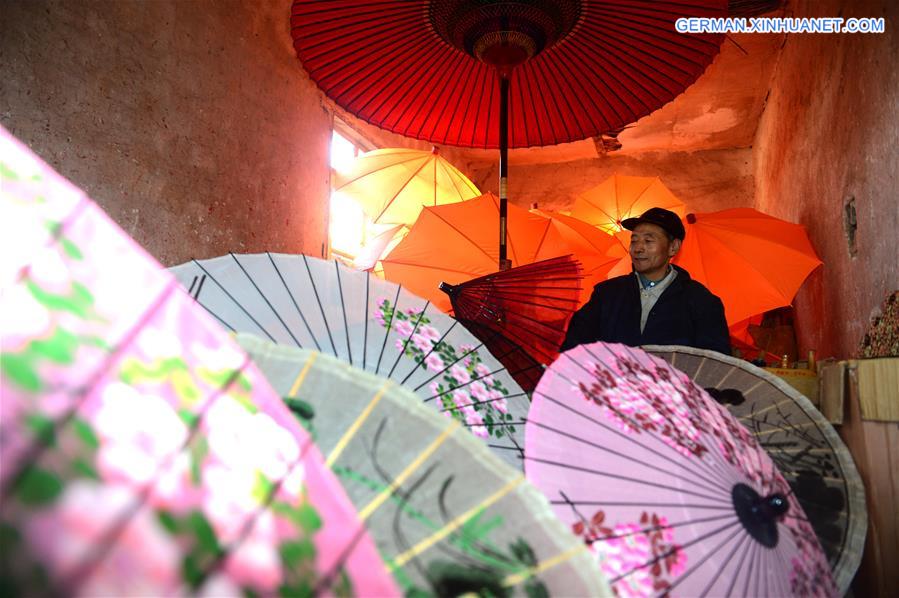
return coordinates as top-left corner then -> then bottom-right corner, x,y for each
329,190 -> 365,257
330,130 -> 357,173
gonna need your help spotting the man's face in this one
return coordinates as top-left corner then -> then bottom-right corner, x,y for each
629,222 -> 681,280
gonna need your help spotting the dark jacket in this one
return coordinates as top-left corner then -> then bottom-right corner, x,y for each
561,265 -> 731,355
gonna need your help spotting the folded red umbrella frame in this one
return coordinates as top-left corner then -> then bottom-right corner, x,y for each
439,255 -> 583,391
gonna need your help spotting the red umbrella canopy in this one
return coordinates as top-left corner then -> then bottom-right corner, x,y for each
290,0 -> 727,149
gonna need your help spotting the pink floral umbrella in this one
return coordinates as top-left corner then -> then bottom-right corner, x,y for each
525,342 -> 837,598
0,126 -> 398,596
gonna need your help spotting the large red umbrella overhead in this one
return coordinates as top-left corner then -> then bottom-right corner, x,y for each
291,0 -> 726,269
291,1 -> 726,149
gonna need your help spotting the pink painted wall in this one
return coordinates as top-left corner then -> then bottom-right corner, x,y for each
752,0 -> 899,359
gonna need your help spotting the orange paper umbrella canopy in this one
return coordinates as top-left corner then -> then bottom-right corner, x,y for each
673,208 -> 823,326
571,175 -> 685,234
382,194 -> 584,312
333,147 -> 480,225
531,210 -> 622,301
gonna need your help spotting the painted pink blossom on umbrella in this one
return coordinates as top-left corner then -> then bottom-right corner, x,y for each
411,333 -> 433,353
394,320 -> 415,339
450,364 -> 471,385
573,510 -> 685,598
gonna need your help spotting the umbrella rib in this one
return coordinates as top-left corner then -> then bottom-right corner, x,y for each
399,315 -> 459,387
529,420 -> 732,496
415,49 -> 468,142
431,209 -> 496,263
471,61 -> 494,148
336,152 -> 424,189
517,65 -> 541,145
363,272 -> 369,369
535,387 -> 734,492
191,400 -> 321,594
309,19 -> 425,95
302,255 -> 338,357
334,260 -> 353,365
564,348 -> 740,490
589,512 -> 733,545
524,456 -> 729,505
614,344 -> 749,486
742,530 -> 761,597
390,43 -> 460,139
621,178 -> 656,221
67,355 -> 257,594
666,525 -> 745,595
228,253 -> 304,348
443,54 -> 482,146
373,158 -> 433,223
191,259 -> 278,344
551,498 -> 732,510
610,519 -> 743,585
386,300 -> 431,378
374,283 -> 403,374
343,26 -> 439,116
376,35 -> 453,133
267,253 -> 322,351
535,54 -> 581,142
541,47 -> 597,140
559,39 -> 640,124
0,280 -> 179,503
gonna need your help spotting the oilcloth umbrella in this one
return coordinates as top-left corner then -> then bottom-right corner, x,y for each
644,345 -> 867,594
291,1 -> 725,150
237,335 -> 614,597
169,253 -> 529,469
0,127 -> 397,596
570,175 -> 686,235
439,255 -> 582,378
333,147 -> 480,226
673,208 -> 823,326
526,342 -> 838,597
291,0 -> 726,268
381,193 -> 604,312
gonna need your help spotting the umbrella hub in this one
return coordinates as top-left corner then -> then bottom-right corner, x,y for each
732,483 -> 789,548
429,0 -> 583,70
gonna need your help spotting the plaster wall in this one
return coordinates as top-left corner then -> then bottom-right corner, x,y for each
0,0 -> 332,266
753,0 -> 899,359
465,148 -> 755,214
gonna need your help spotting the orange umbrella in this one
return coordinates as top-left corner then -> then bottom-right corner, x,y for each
571,174 -> 685,234
672,208 -> 823,326
333,147 -> 480,225
382,193 -> 596,312
531,210 -> 622,301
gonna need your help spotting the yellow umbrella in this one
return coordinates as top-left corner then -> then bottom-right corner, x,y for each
333,147 -> 480,225
571,175 -> 685,234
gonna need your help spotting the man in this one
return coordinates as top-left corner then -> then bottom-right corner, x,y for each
561,207 -> 731,354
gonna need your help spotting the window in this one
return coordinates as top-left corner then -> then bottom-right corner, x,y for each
327,123 -> 394,266
328,129 -> 365,260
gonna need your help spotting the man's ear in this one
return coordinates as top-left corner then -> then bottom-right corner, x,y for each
668,238 -> 682,257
